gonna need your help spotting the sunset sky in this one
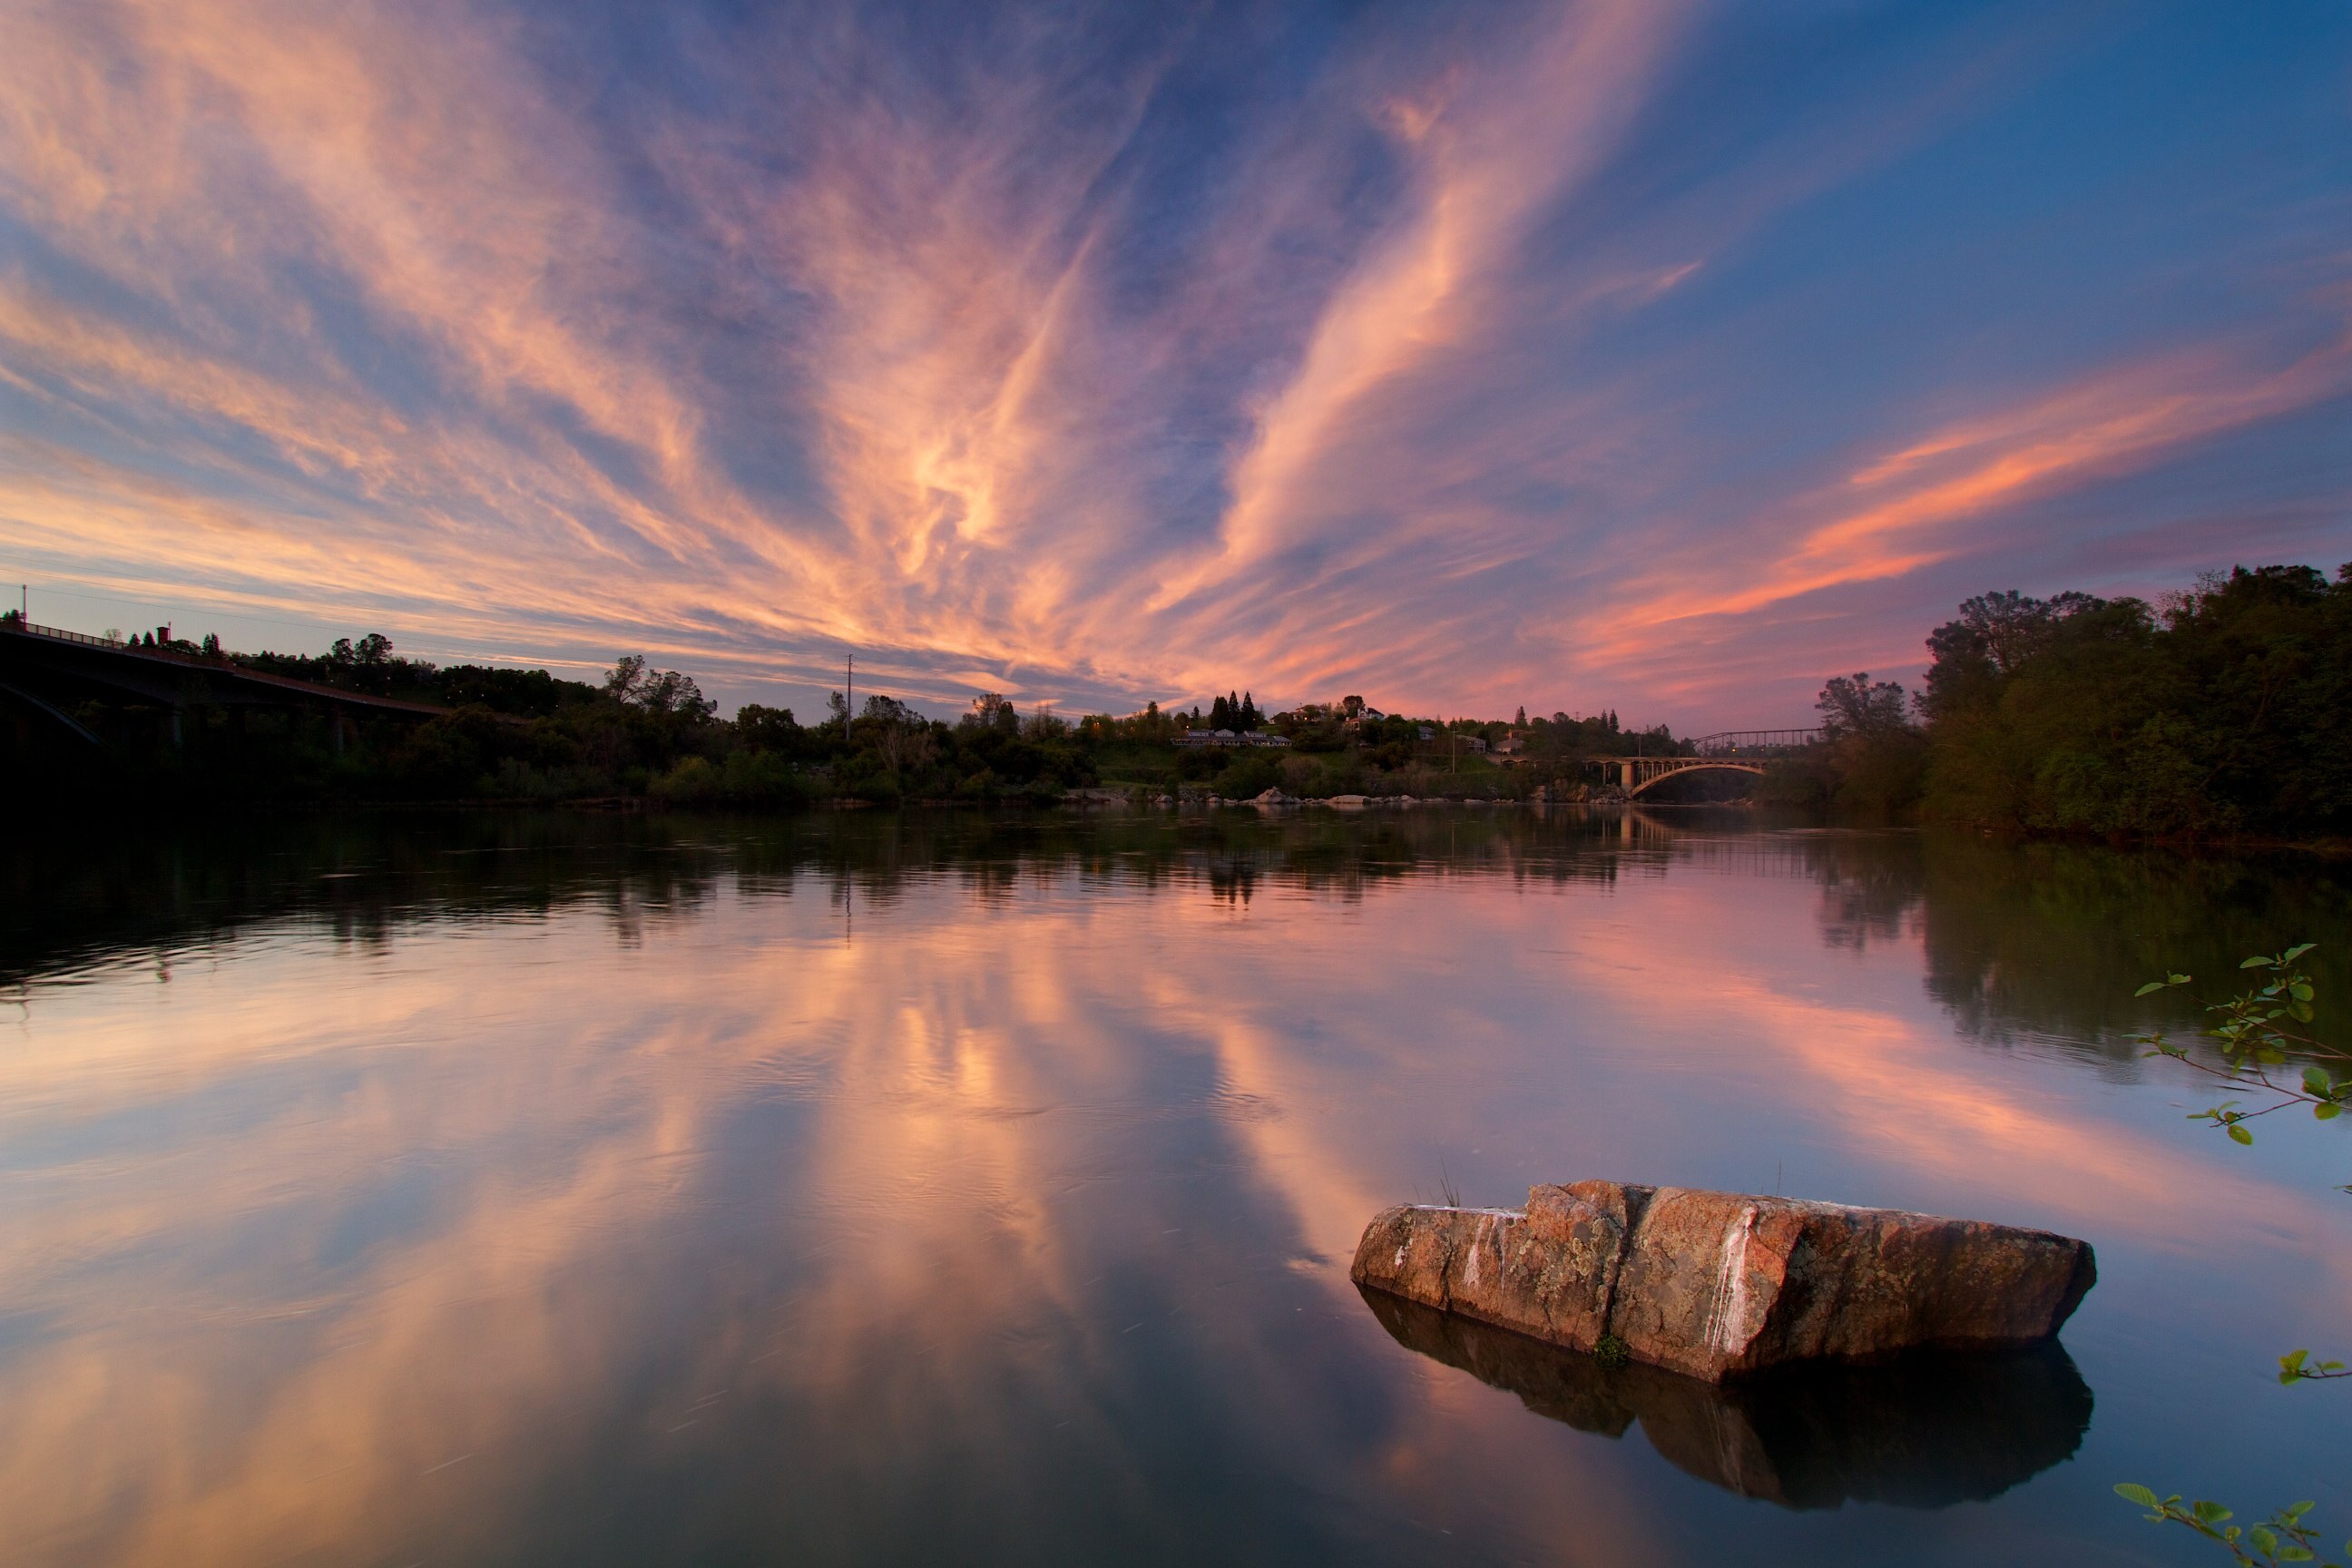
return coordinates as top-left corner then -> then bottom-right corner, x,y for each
3,0 -> 2347,726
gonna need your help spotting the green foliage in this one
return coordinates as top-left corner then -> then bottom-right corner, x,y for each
2119,942 -> 2351,1559
1213,755 -> 1279,799
2132,945 -> 2352,1186
2115,1488 -> 2348,1566
1801,672 -> 1928,814
1920,564 -> 2352,837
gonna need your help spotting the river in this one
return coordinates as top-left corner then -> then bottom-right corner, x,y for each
5,807 -> 2348,1565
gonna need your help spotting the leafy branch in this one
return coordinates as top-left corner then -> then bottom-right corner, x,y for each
2136,945 -> 2352,1166
2133,945 -> 2351,1385
2115,1489 -> 2349,1567
2116,946 -> 2350,1562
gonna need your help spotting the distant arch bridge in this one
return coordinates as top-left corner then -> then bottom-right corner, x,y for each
1595,730 -> 1820,798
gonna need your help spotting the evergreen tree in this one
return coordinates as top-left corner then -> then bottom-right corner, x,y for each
1240,691 -> 1260,730
1210,694 -> 1232,730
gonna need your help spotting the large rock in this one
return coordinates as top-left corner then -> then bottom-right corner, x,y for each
1349,1180 -> 2094,1381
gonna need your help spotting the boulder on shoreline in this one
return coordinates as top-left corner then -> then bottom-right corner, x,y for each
1349,1180 -> 2094,1382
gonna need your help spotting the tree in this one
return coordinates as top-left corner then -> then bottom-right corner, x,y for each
1921,590 -> 2107,720
641,669 -> 713,718
607,655 -> 713,719
736,704 -> 801,755
1240,691 -> 1261,730
1814,673 -> 1926,814
965,692 -> 1020,735
1817,672 -> 1910,740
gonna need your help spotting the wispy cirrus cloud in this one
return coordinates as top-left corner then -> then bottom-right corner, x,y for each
1,0 -> 2346,721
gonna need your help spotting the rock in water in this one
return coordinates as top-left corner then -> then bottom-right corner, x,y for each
1349,1180 -> 2094,1381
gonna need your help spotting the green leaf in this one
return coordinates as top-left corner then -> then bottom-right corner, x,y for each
2229,1123 -> 2254,1144
2278,1548 -> 2313,1563
2291,982 -> 2315,1002
2317,1103 -> 2340,1122
2255,1526 -> 2281,1554
2171,973 -> 2193,985
2245,956 -> 2273,969
2116,1484 -> 2160,1507
2284,944 -> 2317,962
2282,1349 -> 2309,1375
2135,981 -> 2170,997
2305,1068 -> 2333,1095
2194,1501 -> 2234,1524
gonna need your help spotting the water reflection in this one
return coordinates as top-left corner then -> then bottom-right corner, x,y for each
5,808 -> 2348,1566
1361,1290 -> 2094,1510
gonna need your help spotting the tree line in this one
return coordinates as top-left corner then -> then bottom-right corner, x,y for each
17,560 -> 2338,829
7,625 -> 1681,807
1793,562 -> 2352,838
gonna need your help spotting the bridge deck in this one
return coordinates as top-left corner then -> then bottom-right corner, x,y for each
1,622 -> 456,716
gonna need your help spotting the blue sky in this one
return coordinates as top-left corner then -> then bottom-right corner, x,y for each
2,0 -> 2346,724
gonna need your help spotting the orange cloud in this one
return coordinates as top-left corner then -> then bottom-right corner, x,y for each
1573,332 -> 2352,680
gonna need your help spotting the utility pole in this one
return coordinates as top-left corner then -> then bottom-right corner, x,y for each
845,652 -> 854,726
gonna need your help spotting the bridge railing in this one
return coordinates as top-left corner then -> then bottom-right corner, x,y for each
2,618 -> 126,651
1689,728 -> 1819,754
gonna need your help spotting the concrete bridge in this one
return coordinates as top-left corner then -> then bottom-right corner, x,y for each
0,618 -> 453,750
1597,729 -> 1819,798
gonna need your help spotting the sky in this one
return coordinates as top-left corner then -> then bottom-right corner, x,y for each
2,0 -> 2347,727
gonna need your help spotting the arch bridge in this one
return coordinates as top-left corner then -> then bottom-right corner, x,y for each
1595,730 -> 1819,798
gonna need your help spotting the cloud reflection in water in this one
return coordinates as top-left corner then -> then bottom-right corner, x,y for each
1,809 -> 2347,1565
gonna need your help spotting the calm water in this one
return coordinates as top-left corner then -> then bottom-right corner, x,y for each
6,808 -> 2350,1566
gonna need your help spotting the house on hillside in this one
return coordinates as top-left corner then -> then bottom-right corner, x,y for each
1176,729 -> 1290,749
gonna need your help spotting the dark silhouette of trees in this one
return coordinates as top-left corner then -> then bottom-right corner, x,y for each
1915,564 -> 2352,836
